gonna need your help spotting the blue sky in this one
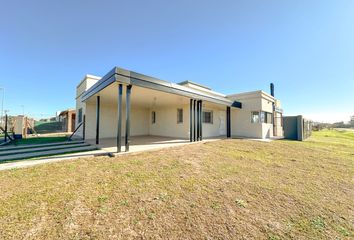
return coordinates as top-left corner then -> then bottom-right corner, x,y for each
0,0 -> 353,122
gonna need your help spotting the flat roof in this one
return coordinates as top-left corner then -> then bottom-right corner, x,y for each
81,67 -> 242,108
227,90 -> 275,101
178,80 -> 212,90
76,74 -> 101,89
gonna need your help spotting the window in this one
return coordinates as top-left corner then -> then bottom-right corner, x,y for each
266,112 -> 272,124
252,111 -> 272,123
151,111 -> 156,124
251,111 -> 259,123
78,108 -> 83,123
260,111 -> 266,123
202,111 -> 213,124
177,108 -> 183,123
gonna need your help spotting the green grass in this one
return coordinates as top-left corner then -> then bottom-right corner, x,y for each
34,121 -> 63,134
0,129 -> 353,239
11,136 -> 68,146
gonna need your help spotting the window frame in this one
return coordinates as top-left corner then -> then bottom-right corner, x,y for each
266,112 -> 273,124
251,111 -> 260,123
202,110 -> 213,124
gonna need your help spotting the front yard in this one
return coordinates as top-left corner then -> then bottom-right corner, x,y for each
0,130 -> 353,239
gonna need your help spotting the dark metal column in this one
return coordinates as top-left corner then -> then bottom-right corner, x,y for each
193,100 -> 196,142
196,100 -> 200,141
199,101 -> 203,140
83,115 -> 86,140
4,114 -> 7,142
96,96 -> 100,144
125,85 -> 132,152
226,106 -> 231,138
190,99 -> 193,142
117,84 -> 123,152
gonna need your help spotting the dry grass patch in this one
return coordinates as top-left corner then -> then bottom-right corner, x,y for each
0,130 -> 353,239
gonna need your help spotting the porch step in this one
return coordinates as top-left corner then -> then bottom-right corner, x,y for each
0,145 -> 97,162
0,140 -> 85,152
0,142 -> 91,156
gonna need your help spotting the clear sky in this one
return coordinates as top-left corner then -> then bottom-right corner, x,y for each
0,0 -> 353,123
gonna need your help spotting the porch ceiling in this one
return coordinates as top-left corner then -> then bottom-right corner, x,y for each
86,83 -> 191,108
82,67 -> 242,108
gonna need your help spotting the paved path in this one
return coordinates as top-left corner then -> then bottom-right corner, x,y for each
0,150 -> 108,171
0,138 -> 223,171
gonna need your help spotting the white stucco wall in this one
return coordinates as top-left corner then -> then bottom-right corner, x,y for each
148,105 -> 190,139
201,107 -> 226,138
82,101 -> 227,140
85,102 -> 150,140
229,91 -> 275,139
74,75 -> 100,138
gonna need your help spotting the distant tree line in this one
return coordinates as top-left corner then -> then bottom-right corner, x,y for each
313,115 -> 354,131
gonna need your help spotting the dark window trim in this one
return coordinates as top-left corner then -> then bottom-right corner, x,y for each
251,111 -> 260,123
202,110 -> 213,124
152,111 -> 156,124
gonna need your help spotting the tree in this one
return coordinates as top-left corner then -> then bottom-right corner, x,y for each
350,115 -> 354,127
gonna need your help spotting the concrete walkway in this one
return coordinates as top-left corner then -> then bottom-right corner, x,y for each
87,136 -> 193,153
0,136 -> 223,171
0,149 -> 108,171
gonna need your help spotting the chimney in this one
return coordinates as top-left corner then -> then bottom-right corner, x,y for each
270,83 -> 274,97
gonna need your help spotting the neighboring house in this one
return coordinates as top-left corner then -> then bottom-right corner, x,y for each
75,67 -> 283,152
13,115 -> 36,138
58,109 -> 76,132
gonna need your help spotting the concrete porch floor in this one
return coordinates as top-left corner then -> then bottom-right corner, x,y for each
87,135 -> 222,154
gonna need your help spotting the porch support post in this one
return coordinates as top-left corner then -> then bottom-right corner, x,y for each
117,84 -> 123,152
189,99 -> 193,142
226,106 -> 231,138
83,115 -> 86,140
196,100 -> 200,141
96,96 -> 100,145
199,100 -> 203,140
4,114 -> 7,142
125,85 -> 132,152
193,100 -> 196,142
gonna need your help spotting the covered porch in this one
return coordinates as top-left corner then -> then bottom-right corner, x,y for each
80,67 -> 241,153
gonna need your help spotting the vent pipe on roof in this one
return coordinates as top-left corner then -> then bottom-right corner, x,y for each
270,83 -> 274,97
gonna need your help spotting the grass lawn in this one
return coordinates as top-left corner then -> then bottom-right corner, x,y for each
34,121 -> 63,134
9,136 -> 68,146
0,130 -> 353,239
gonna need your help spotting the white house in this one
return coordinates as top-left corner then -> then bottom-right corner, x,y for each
75,67 -> 283,152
